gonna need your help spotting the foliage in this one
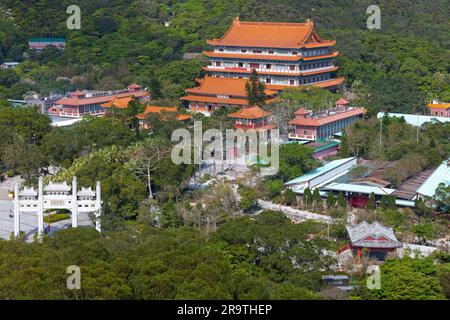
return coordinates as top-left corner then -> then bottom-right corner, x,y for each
434,183 -> 450,212
372,257 -> 446,300
238,185 -> 257,212
337,191 -> 347,208
43,213 -> 71,224
245,69 -> 266,106
264,179 -> 283,199
0,212 -> 335,299
312,188 -> 322,210
325,192 -> 336,209
366,192 -> 376,210
303,187 -> 312,210
277,143 -> 318,182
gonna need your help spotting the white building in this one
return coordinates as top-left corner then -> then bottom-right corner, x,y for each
14,176 -> 101,238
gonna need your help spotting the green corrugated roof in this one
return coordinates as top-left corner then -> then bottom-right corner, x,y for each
29,38 -> 65,42
313,141 -> 340,153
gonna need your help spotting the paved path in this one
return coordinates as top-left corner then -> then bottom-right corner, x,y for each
257,199 -> 334,224
0,176 -> 23,200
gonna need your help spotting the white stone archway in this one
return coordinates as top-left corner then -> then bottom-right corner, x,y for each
13,176 -> 101,238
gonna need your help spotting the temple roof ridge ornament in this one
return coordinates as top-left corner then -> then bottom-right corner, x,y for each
44,181 -> 71,192
77,187 -> 96,197
19,187 -> 38,197
346,221 -> 401,248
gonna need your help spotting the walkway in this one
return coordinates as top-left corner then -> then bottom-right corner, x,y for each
257,199 -> 333,224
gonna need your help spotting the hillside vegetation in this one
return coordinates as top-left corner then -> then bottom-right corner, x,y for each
0,0 -> 449,112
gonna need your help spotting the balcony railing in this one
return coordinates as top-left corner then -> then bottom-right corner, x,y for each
288,133 -> 316,141
208,65 -> 335,75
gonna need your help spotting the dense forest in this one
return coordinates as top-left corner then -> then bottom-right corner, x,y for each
1,212 -> 448,300
0,0 -> 449,112
0,0 -> 449,300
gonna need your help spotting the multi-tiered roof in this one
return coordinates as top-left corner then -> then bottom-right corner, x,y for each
182,18 -> 344,114
203,17 -> 344,90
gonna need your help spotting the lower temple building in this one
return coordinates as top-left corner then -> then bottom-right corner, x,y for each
343,221 -> 402,262
288,98 -> 365,141
180,76 -> 277,116
227,105 -> 276,130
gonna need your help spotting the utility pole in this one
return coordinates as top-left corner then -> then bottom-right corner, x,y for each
416,114 -> 419,142
379,115 -> 383,153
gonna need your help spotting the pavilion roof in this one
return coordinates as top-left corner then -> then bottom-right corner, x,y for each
346,221 -> 401,249
128,83 -> 142,89
336,98 -> 349,105
227,105 -> 271,119
70,90 -> 85,97
294,107 -> 310,115
207,18 -> 335,49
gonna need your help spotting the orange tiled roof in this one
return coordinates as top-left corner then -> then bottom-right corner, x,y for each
207,18 -> 334,49
181,95 -> 251,106
227,105 -> 271,119
336,98 -> 349,105
311,77 -> 345,88
302,51 -> 339,60
294,107 -> 309,115
288,108 -> 365,127
427,102 -> 450,110
265,77 -> 345,91
70,90 -> 85,97
101,97 -> 133,109
56,91 -> 148,106
303,41 -> 336,48
128,83 -> 142,89
203,51 -> 338,62
137,106 -> 191,121
185,76 -> 277,97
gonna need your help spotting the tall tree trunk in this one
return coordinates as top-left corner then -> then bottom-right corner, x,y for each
147,165 -> 153,199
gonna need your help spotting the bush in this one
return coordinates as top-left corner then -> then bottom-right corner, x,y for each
43,213 -> 71,223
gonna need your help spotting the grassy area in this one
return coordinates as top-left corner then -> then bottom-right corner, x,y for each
43,213 -> 71,224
